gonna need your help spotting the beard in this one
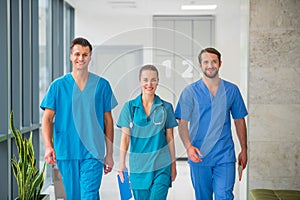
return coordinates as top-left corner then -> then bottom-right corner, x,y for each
203,68 -> 219,79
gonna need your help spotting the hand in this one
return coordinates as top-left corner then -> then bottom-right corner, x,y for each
118,163 -> 127,183
238,148 -> 247,170
171,162 -> 177,182
238,148 -> 247,181
44,147 -> 56,165
118,170 -> 125,183
104,155 -> 114,175
187,145 -> 202,162
238,164 -> 243,181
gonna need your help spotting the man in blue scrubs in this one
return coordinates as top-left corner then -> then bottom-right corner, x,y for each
40,37 -> 117,199
175,48 -> 248,200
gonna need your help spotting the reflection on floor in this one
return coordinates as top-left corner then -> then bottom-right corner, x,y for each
44,161 -> 195,200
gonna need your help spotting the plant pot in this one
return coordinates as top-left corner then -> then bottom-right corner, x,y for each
53,165 -> 66,199
40,194 -> 50,200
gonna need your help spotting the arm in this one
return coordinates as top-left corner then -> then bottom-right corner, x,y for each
234,118 -> 248,170
104,111 -> 114,174
178,119 -> 202,162
41,108 -> 56,165
118,127 -> 130,182
166,128 -> 177,181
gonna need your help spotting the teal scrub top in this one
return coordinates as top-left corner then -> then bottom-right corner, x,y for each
175,79 -> 248,166
117,94 -> 178,189
40,72 -> 118,160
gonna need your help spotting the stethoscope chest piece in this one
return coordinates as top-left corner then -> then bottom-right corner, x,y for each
152,106 -> 165,125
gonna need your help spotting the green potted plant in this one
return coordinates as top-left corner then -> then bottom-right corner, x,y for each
10,111 -> 49,200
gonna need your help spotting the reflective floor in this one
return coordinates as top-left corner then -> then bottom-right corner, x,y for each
44,161 -> 195,200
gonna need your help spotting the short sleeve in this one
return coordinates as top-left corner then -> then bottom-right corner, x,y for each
175,86 -> 195,121
102,81 -> 118,112
117,102 -> 131,128
231,86 -> 248,119
40,83 -> 56,111
164,103 -> 178,129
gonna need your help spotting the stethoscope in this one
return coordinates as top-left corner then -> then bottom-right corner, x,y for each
129,105 -> 165,128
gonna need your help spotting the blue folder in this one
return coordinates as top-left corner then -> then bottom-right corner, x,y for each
117,171 -> 133,200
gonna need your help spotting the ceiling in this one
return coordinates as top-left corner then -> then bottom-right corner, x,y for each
69,0 -> 219,16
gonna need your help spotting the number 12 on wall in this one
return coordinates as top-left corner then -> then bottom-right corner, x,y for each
162,59 -> 194,79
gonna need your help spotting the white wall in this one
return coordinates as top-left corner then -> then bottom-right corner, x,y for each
74,0 -> 245,87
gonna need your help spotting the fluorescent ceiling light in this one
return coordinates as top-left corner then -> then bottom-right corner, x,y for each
181,4 -> 217,10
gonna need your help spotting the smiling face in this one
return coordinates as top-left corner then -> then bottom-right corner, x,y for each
139,69 -> 159,96
199,52 -> 222,79
70,44 -> 91,72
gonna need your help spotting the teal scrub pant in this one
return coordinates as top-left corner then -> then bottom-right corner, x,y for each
190,162 -> 235,200
132,173 -> 170,200
57,159 -> 103,200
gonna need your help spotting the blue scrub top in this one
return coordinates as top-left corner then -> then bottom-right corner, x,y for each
117,94 -> 178,189
40,72 -> 118,160
175,79 -> 248,166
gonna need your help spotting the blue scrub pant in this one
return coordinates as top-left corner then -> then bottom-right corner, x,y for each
57,159 -> 103,200
132,173 -> 170,200
190,162 -> 235,200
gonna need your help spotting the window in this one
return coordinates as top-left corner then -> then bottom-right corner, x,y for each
39,0 -> 52,189
64,2 -> 74,73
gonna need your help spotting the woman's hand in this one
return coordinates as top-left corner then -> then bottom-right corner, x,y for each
118,163 -> 127,183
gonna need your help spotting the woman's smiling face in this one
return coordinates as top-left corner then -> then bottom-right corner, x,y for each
139,69 -> 159,96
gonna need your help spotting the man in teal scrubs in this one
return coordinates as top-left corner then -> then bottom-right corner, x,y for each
175,48 -> 248,200
40,37 -> 117,199
118,65 -> 177,200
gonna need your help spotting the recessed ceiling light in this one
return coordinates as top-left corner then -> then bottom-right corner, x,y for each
181,4 -> 217,10
108,0 -> 137,8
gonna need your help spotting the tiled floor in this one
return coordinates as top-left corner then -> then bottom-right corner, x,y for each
44,161 -> 195,200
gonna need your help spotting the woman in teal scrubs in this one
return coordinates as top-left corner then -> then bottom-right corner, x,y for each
117,64 -> 178,200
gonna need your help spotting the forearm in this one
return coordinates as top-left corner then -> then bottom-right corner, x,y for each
41,110 -> 54,149
166,128 -> 176,162
41,109 -> 56,164
104,112 -> 114,156
235,118 -> 248,168
234,118 -> 247,150
120,128 -> 130,167
178,119 -> 192,150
